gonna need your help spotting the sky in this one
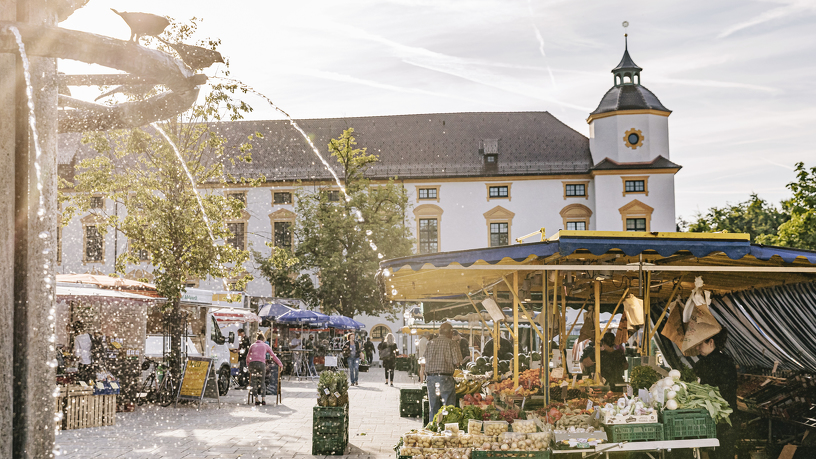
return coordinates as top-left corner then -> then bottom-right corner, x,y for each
59,0 -> 816,224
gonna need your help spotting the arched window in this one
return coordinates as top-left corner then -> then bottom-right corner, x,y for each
371,324 -> 391,342
560,204 -> 593,231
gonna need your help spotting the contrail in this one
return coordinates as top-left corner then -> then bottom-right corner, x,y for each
528,1 -> 558,91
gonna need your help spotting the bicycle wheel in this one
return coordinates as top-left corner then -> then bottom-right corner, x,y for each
136,373 -> 156,406
157,377 -> 177,407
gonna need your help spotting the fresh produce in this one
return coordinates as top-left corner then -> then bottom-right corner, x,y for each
455,379 -> 482,395
483,420 -> 508,435
429,405 -> 464,432
468,419 -> 482,434
680,365 -> 697,383
461,393 -> 493,407
316,370 -> 349,407
667,381 -> 734,425
511,419 -> 537,433
629,365 -> 660,390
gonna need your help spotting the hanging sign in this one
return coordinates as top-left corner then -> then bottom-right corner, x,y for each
176,357 -> 220,408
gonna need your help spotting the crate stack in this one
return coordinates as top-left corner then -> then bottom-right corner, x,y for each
400,388 -> 425,418
312,404 -> 349,455
659,409 -> 717,440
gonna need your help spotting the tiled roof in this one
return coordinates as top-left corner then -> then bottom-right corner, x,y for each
612,49 -> 642,72
592,155 -> 682,171
590,85 -> 671,116
59,112 -> 593,181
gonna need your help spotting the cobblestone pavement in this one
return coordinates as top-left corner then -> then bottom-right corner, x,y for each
56,367 -> 425,458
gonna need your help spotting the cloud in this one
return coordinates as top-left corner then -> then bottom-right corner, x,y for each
718,0 -> 816,38
649,77 -> 781,94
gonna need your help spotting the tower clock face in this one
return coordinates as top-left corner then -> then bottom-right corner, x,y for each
623,128 -> 644,149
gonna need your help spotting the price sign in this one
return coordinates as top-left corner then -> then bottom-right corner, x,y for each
110,382 -> 119,390
334,392 -> 341,398
78,381 -> 87,387
324,388 -> 330,395
561,386 -> 568,401
514,385 -> 522,393
571,375 -> 578,388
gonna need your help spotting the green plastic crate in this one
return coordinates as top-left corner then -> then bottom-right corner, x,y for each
472,450 -> 551,459
422,398 -> 430,426
400,403 -> 422,417
313,404 -> 348,418
313,416 -> 346,435
660,409 -> 717,440
604,423 -> 664,442
312,435 -> 347,456
400,388 -> 425,402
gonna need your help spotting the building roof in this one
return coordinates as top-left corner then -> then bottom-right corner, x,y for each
58,112 -> 593,181
592,155 -> 682,171
590,84 -> 671,116
611,48 -> 642,73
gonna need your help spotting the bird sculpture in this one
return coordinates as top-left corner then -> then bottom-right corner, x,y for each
157,38 -> 225,70
111,8 -> 170,43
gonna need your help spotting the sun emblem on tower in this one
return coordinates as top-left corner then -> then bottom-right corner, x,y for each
623,128 -> 644,149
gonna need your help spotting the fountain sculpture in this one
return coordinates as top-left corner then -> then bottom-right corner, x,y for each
0,1 -> 223,457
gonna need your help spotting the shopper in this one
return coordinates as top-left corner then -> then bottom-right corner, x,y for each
379,334 -> 398,386
303,334 -> 317,376
364,337 -> 375,365
289,332 -> 302,350
694,329 -> 738,459
452,330 -> 470,364
424,322 -> 463,420
342,333 -> 360,386
72,321 -> 94,381
482,333 -> 513,361
247,333 -> 282,406
237,328 -> 251,388
417,332 -> 430,383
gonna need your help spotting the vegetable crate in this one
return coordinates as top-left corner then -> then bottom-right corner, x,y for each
313,404 -> 349,454
312,435 -> 347,456
472,451 -> 551,459
422,398 -> 430,426
400,388 -> 425,418
660,409 -> 717,440
604,423 -> 664,442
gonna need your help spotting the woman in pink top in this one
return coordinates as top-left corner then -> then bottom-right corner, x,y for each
247,334 -> 282,405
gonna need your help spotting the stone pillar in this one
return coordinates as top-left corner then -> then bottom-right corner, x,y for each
1,0 -> 58,457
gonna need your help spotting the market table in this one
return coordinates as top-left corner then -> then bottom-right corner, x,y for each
551,438 -> 719,459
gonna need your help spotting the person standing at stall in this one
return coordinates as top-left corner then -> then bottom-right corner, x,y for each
452,330 -> 470,364
378,334 -> 398,386
72,321 -> 94,381
424,322 -> 463,420
247,333 -> 282,406
694,329 -> 738,459
417,332 -> 429,383
303,334 -> 317,376
343,333 -> 361,386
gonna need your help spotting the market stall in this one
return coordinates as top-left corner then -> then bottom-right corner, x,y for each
380,230 -> 816,458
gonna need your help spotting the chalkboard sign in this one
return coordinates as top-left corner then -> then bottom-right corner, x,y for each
176,357 -> 220,408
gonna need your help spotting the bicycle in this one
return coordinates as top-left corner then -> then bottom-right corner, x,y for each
137,358 -> 178,407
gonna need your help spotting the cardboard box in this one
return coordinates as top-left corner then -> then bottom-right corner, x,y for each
601,411 -> 658,425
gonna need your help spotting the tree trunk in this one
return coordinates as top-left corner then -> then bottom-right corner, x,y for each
166,299 -> 184,387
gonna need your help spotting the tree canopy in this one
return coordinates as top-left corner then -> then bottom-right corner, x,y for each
684,193 -> 789,244
255,128 -> 414,318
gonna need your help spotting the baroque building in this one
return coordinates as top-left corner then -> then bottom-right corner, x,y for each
58,43 -> 679,346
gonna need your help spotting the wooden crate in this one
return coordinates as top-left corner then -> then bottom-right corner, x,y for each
101,395 -> 116,426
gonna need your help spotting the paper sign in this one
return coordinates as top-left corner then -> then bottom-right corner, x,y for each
560,380 -> 569,387
110,383 -> 119,389
561,386 -> 568,400
334,392 -> 340,398
627,385 -> 633,397
96,382 -> 105,389
514,385 -> 522,393
521,397 -> 527,411
587,400 -> 593,411
581,375 -> 589,380
571,375 -> 578,388
324,388 -> 330,395
79,381 -> 87,387
551,367 -> 564,379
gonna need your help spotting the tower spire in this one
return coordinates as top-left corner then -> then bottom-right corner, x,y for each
612,21 -> 641,87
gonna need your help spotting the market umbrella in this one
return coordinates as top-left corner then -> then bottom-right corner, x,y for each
327,315 -> 365,330
275,309 -> 329,326
258,302 -> 295,320
212,308 -> 261,325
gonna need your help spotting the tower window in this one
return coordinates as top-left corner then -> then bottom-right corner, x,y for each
626,218 -> 647,232
418,188 -> 437,200
488,186 -> 508,198
625,180 -> 645,193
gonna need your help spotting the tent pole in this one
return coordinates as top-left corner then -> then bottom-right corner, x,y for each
501,276 -> 546,342
602,287 -> 630,336
561,279 -> 568,372
594,280 -> 602,384
542,270 -> 550,406
513,272 -> 520,389
493,320 -> 499,381
642,272 -> 652,357
565,297 -> 590,339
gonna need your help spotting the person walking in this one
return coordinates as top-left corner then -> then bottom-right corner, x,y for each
247,333 -> 282,406
342,333 -> 361,386
378,334 -> 398,386
364,337 -> 375,365
424,322 -> 463,419
303,334 -> 318,376
452,330 -> 470,364
417,332 -> 429,383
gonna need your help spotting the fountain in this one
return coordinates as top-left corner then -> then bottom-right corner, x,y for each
0,1 -> 223,457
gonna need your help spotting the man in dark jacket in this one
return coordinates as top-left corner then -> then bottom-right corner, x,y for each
694,329 -> 738,459
452,330 -> 470,363
364,337 -> 375,364
237,328 -> 251,388
482,334 -> 513,361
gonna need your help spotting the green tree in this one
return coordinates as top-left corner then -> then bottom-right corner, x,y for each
252,246 -> 319,305
770,162 -> 816,250
62,19 -> 262,383
257,128 -> 414,318
685,193 -> 789,243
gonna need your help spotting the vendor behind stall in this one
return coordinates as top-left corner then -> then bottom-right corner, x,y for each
694,329 -> 738,459
580,332 -> 628,388
482,333 -> 513,361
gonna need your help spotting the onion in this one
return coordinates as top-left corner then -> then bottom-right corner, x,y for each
671,384 -> 681,392
667,390 -> 677,400
665,399 -> 679,410
669,369 -> 681,380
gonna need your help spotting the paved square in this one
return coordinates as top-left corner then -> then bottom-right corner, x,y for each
55,367 -> 425,458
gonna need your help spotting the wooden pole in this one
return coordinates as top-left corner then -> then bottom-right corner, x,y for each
594,280 -> 602,384
648,280 -> 683,344
493,321 -> 499,381
602,287 -> 630,336
542,270 -> 550,406
501,276 -> 545,342
561,280 -> 568,372
565,297 -> 590,339
642,272 -> 652,357
513,272 -> 519,388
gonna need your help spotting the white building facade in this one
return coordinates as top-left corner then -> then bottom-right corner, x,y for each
57,45 -> 680,351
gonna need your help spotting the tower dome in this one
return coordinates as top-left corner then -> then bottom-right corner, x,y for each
590,37 -> 671,117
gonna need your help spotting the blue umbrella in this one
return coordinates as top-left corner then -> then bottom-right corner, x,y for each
275,309 -> 330,326
258,303 -> 294,320
327,315 -> 366,330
